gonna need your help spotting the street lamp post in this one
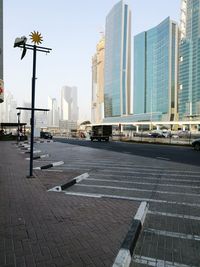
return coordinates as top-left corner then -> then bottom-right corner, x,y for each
29,45 -> 37,178
14,32 -> 51,178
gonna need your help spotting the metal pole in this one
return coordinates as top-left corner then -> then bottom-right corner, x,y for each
17,113 -> 20,144
28,45 -> 37,178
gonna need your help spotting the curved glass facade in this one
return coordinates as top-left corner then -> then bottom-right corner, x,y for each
179,0 -> 200,119
104,0 -> 131,117
134,17 -> 178,121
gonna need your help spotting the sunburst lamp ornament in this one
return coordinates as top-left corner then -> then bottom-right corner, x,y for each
30,31 -> 43,45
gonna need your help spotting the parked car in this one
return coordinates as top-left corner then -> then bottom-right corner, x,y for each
148,131 -> 164,138
40,131 -> 53,139
192,138 -> 200,151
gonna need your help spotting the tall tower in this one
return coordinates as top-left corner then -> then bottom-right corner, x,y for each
179,0 -> 200,120
0,0 -> 4,104
104,0 -> 131,118
134,17 -> 179,121
60,86 -> 78,121
91,36 -> 105,124
48,97 -> 59,127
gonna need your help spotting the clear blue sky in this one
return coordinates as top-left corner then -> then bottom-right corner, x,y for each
4,0 -> 181,122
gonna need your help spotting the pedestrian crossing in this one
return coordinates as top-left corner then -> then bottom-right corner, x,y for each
24,141 -> 200,266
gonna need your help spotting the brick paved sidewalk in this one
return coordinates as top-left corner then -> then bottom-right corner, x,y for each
0,142 -> 138,267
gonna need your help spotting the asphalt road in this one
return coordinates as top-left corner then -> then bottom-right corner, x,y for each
54,138 -> 200,167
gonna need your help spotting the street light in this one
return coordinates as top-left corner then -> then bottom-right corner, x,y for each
14,31 -> 52,178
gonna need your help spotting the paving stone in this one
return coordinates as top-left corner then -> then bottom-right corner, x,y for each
0,142 -> 138,266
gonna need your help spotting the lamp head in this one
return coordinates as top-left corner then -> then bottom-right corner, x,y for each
14,36 -> 27,48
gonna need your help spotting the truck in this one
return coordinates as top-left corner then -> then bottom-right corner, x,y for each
90,125 -> 112,142
40,131 -> 53,139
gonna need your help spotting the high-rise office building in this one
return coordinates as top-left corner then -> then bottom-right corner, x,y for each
0,91 -> 17,122
134,17 -> 179,121
21,102 -> 31,126
48,97 -> 59,127
91,36 -> 105,124
104,0 -> 131,118
60,86 -> 78,121
0,0 -> 4,104
179,0 -> 200,120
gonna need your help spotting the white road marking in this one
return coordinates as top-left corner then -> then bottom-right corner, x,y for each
93,173 -> 200,184
75,172 -> 89,183
86,177 -> 200,189
52,161 -> 64,166
156,157 -> 170,161
96,169 -> 200,178
148,210 -> 200,221
145,228 -> 200,241
43,169 -> 63,172
55,162 -> 200,176
76,184 -> 200,198
133,255 -> 193,267
63,192 -> 200,208
61,161 -> 199,174
64,192 -> 102,198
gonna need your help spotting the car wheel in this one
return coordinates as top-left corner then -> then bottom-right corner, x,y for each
194,142 -> 200,151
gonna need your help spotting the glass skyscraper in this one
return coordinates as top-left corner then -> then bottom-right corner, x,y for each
179,0 -> 200,120
134,17 -> 178,121
104,0 -> 131,118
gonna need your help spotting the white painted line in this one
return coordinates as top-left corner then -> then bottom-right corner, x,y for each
133,255 -> 192,267
112,248 -> 131,267
73,162 -> 200,174
148,210 -> 200,221
62,192 -> 200,208
97,169 -> 200,178
40,154 -> 49,158
25,154 -> 49,160
64,192 -> 102,198
76,184 -> 200,198
145,228 -> 200,241
86,177 -> 200,189
75,172 -> 89,183
33,150 -> 41,154
134,202 -> 149,226
22,145 -> 30,148
33,167 -> 41,170
94,173 -> 200,183
52,161 -> 64,167
43,169 -> 63,172
156,157 -> 170,161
